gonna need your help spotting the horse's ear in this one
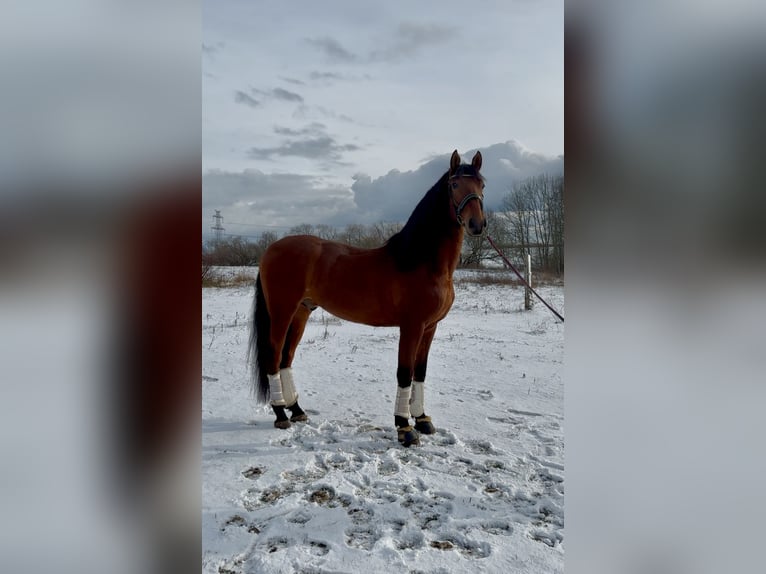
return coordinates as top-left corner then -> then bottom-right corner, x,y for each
450,150 -> 461,173
471,151 -> 482,171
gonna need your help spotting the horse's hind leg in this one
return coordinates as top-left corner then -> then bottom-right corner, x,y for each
279,304 -> 312,423
262,301 -> 303,429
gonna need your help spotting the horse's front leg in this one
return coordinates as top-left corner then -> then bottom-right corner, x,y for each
395,323 -> 425,447
411,324 -> 437,435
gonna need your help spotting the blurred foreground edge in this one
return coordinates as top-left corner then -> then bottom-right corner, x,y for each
117,175 -> 202,574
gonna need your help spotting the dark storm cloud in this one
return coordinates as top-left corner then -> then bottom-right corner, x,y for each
202,168 -> 356,238
350,141 -> 564,222
203,141 -> 563,236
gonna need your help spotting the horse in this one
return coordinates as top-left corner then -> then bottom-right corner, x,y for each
248,150 -> 486,446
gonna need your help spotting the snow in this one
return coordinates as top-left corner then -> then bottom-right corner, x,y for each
202,268 -> 564,573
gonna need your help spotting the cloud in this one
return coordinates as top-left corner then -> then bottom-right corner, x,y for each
370,22 -> 457,63
350,141 -> 564,222
244,86 -> 305,105
202,169 -> 356,238
271,87 -> 304,103
305,37 -> 358,63
202,42 -> 225,56
280,76 -> 306,86
233,90 -> 260,108
306,23 -> 457,68
202,141 -> 563,238
247,136 -> 361,162
308,71 -> 373,84
248,122 -> 360,165
313,106 -> 355,123
273,122 -> 326,137
309,71 -> 344,82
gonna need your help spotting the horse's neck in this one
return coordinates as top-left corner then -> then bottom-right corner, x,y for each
434,226 -> 464,277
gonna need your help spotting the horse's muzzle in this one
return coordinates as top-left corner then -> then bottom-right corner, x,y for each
467,217 -> 487,237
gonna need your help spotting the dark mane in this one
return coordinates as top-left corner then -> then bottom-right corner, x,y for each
384,171 -> 454,272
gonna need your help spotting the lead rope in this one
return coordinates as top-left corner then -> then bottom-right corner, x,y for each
485,234 -> 565,323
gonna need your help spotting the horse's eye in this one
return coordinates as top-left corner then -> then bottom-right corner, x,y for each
451,182 -> 458,190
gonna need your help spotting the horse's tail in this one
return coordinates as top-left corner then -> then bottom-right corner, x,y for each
249,273 -> 271,404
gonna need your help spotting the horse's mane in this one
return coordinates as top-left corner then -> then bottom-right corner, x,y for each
384,171 -> 454,272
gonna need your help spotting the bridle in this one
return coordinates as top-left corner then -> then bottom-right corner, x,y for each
448,167 -> 484,227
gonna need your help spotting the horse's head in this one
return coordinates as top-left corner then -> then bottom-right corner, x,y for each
448,150 -> 486,236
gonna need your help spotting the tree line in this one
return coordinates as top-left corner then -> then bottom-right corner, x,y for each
203,173 -> 563,274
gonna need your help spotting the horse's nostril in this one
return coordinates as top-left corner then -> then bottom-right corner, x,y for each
468,218 -> 483,235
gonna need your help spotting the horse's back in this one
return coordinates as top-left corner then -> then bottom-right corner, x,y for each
261,235 -> 369,272
260,234 -> 377,288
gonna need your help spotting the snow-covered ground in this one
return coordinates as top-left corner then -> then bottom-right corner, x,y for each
202,269 -> 564,573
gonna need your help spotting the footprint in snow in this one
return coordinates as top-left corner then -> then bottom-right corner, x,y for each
429,533 -> 491,559
345,525 -> 380,550
264,537 -> 290,553
308,540 -> 330,556
241,466 -> 263,480
465,439 -> 500,455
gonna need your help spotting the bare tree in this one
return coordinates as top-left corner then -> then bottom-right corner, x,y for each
483,210 -> 514,267
549,176 -> 564,273
289,223 -> 315,236
499,174 -> 564,273
370,221 -> 403,245
203,236 -> 259,266
202,243 -> 214,282
500,181 -> 535,263
314,224 -> 339,240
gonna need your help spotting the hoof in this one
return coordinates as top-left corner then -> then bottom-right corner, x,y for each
397,425 -> 420,447
288,402 -> 308,423
272,405 -> 292,429
414,415 -> 435,435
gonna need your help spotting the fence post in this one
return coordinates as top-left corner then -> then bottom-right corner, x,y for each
524,253 -> 533,310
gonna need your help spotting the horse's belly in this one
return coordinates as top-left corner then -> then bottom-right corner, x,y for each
318,300 -> 398,327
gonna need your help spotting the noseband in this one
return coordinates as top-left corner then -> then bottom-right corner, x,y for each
448,168 -> 484,226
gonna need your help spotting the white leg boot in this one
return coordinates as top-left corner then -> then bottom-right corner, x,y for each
268,372 -> 291,429
410,380 -> 425,418
395,385 -> 419,447
268,373 -> 286,406
394,385 -> 412,419
279,367 -> 299,407
411,380 -> 435,434
280,367 -> 307,422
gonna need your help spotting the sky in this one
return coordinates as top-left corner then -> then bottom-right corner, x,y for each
202,0 -> 563,241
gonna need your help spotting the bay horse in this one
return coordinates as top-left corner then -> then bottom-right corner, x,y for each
248,150 -> 486,446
